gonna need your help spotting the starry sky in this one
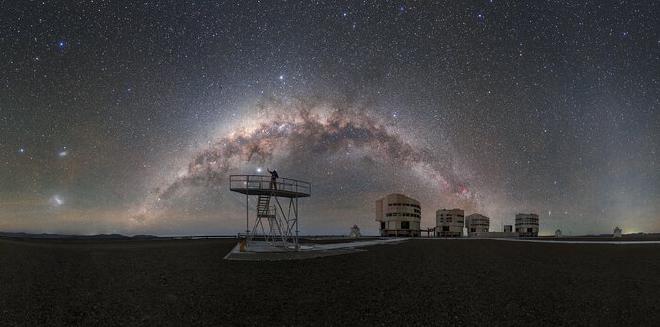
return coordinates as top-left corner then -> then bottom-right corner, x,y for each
1,1 -> 658,236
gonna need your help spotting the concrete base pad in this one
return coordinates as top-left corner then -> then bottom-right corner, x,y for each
224,238 -> 407,261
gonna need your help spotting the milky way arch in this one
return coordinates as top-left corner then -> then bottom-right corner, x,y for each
135,100 -> 478,226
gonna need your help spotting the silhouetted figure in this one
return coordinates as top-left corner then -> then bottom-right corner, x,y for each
267,169 -> 279,190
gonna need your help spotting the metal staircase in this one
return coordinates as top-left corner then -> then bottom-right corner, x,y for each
252,194 -> 285,244
256,195 -> 272,218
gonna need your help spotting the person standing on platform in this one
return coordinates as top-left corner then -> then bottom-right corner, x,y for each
267,169 -> 279,190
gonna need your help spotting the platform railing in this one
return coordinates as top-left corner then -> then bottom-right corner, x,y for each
229,175 -> 311,196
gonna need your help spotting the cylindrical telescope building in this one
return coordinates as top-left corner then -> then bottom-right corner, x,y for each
465,213 -> 490,236
375,193 -> 421,237
435,208 -> 464,237
515,213 -> 539,237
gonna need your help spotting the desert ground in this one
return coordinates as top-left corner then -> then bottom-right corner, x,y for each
1,237 -> 659,326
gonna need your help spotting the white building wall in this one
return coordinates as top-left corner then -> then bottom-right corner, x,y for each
435,209 -> 464,237
465,213 -> 490,236
515,213 -> 539,237
375,193 -> 421,237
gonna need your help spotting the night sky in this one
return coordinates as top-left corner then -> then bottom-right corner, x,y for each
1,1 -> 658,236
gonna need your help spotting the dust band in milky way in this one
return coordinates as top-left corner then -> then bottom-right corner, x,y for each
153,103 -> 475,207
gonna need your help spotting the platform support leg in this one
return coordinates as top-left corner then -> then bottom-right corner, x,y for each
245,193 -> 249,243
295,197 -> 299,249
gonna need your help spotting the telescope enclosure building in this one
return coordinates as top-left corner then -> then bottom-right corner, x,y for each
375,193 -> 421,237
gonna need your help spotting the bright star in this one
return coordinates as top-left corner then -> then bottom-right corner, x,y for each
18,148 -> 25,154
279,75 -> 284,80
256,167 -> 263,173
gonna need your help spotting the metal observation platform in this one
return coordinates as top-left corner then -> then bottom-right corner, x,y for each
229,175 -> 311,250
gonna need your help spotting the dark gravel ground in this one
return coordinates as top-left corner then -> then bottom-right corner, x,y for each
1,238 -> 659,326
537,236 -> 660,241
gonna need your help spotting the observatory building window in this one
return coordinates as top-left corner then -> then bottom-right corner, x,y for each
381,222 -> 385,230
401,221 -> 410,229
